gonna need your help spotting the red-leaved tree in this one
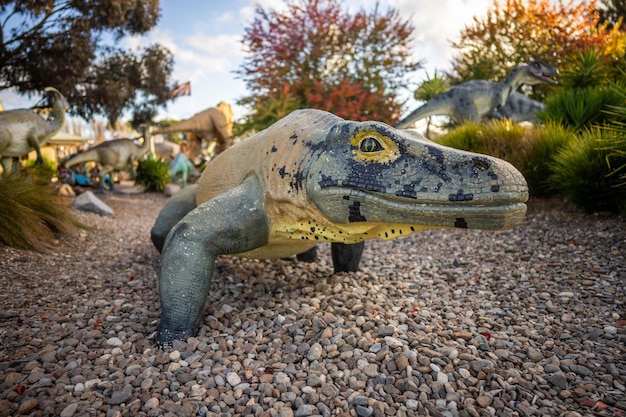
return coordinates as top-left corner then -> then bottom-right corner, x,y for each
236,0 -> 421,131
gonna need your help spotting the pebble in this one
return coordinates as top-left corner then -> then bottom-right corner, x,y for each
0,193 -> 623,417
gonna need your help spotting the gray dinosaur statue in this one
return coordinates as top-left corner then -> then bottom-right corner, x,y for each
497,91 -> 545,123
396,61 -> 557,128
153,102 -> 233,159
64,127 -> 150,189
150,109 -> 529,347
0,87 -> 68,175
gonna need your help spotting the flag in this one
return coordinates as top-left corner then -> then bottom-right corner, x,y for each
169,81 -> 191,99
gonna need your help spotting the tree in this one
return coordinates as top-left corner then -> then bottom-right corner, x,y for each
598,0 -> 626,29
236,0 -> 421,131
448,0 -> 625,87
0,1 -> 174,127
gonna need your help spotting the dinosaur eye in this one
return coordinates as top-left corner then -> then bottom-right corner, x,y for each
359,136 -> 384,153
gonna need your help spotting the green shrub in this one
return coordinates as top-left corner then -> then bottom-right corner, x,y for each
24,156 -> 57,184
558,49 -> 614,89
435,119 -> 531,171
135,155 -> 171,193
0,173 -> 80,251
522,122 -> 576,196
550,127 -> 626,215
541,85 -> 626,130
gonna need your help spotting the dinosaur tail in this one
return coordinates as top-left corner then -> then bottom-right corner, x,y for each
396,100 -> 450,129
65,150 -> 98,168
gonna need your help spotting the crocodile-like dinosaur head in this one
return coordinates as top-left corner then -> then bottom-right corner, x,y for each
306,120 -> 528,232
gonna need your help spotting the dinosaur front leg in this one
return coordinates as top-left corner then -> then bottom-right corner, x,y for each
27,134 -> 44,165
151,185 -> 198,252
0,157 -> 12,176
156,176 -> 270,348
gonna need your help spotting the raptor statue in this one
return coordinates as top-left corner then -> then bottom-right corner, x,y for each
396,61 -> 557,128
64,127 -> 150,189
153,102 -> 233,160
150,109 -> 529,347
496,91 -> 545,123
0,87 -> 68,175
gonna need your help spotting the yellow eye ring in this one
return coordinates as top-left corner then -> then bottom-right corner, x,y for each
351,130 -> 400,163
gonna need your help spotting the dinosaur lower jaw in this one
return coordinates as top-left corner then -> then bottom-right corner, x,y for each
312,187 -> 529,231
533,73 -> 557,84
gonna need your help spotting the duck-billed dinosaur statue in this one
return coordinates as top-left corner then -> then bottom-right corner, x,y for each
0,87 -> 69,175
153,102 -> 233,160
64,126 -> 150,189
396,61 -> 557,128
150,109 -> 529,347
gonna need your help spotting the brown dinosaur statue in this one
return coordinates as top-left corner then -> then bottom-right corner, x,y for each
64,126 -> 151,189
153,102 -> 233,159
0,87 -> 69,175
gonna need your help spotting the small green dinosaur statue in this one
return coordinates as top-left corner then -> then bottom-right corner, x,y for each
169,143 -> 197,187
150,109 -> 529,347
0,87 -> 68,175
396,61 -> 557,128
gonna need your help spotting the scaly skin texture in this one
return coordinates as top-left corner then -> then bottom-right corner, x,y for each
152,109 -> 529,347
64,132 -> 150,189
396,61 -> 557,127
0,87 -> 68,175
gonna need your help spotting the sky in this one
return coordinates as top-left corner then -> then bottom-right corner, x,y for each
0,0 -> 493,130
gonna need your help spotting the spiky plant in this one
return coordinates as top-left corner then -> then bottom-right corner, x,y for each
559,49 -> 614,89
522,122 -> 576,196
135,155 -> 171,193
541,85 -> 625,130
0,173 -> 81,251
550,127 -> 626,214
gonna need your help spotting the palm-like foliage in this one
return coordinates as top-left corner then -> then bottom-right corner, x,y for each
135,155 -> 171,193
559,49 -> 614,89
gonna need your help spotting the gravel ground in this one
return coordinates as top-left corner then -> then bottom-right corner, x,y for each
0,189 -> 625,417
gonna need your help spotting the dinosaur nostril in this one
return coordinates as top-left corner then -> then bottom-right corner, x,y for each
472,157 -> 491,171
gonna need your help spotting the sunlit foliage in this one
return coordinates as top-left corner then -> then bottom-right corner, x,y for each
237,0 -> 421,131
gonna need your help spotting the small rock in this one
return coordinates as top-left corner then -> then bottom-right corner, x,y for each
569,364 -> 590,376
307,343 -> 323,361
71,191 -> 114,216
476,395 -> 492,407
144,397 -> 159,409
60,403 -> 79,417
547,372 -> 568,390
295,404 -> 317,416
58,184 -> 76,197
226,372 -> 241,387
17,397 -> 38,415
106,337 -> 123,347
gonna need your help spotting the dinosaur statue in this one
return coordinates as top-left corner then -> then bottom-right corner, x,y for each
396,61 -> 557,128
0,87 -> 69,175
64,127 -> 150,189
150,109 -> 529,347
495,91 -> 545,123
169,142 -> 197,187
153,102 -> 233,160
